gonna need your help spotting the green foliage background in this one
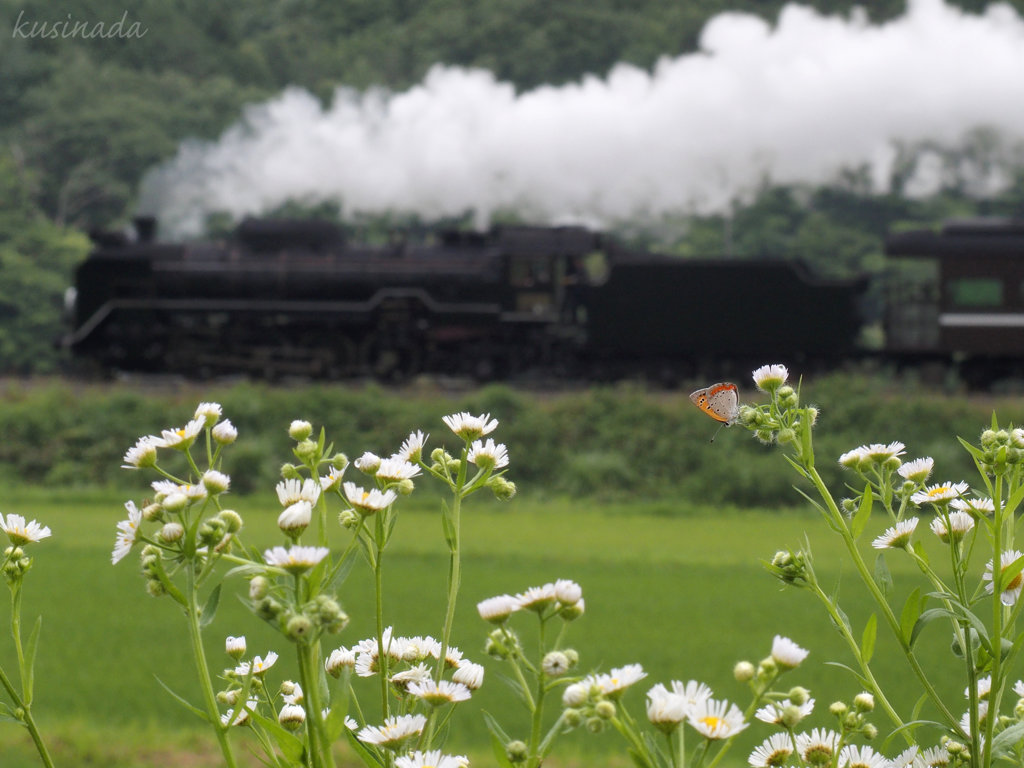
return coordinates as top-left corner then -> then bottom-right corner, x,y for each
3,0 -> 1024,373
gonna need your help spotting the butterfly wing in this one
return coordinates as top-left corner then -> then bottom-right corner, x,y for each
689,382 -> 738,424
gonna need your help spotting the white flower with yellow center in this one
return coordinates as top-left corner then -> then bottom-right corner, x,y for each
770,636 -> 809,669
951,496 -> 995,517
1,514 -> 52,546
263,545 -> 329,573
838,744 -> 890,768
442,412 -> 498,440
468,439 -> 509,470
898,457 -> 934,484
796,728 -> 840,765
407,679 -> 472,705
646,684 -> 688,729
375,456 -> 421,482
477,594 -> 520,622
220,698 -> 257,726
155,418 -> 204,450
686,698 -> 747,739
276,478 -> 321,507
864,441 -> 906,463
233,651 -> 279,677
395,750 -> 469,768
595,664 -> 647,699
911,481 -> 969,506
752,363 -> 789,392
755,697 -> 815,725
930,511 -> 974,542
357,714 -> 427,749
749,733 -> 794,768
320,467 -> 346,492
984,550 -> 1024,606
872,518 -> 919,550
397,430 -> 428,462
122,436 -> 159,469
111,501 -> 142,564
343,482 -> 397,516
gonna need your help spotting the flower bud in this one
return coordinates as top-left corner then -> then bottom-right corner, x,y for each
777,427 -> 796,444
853,692 -> 875,712
488,476 -> 517,501
278,501 -> 312,535
212,419 -> 238,444
562,682 -> 589,708
862,723 -> 878,740
142,503 -> 164,522
354,452 -> 381,475
331,453 -> 349,471
281,463 -> 302,479
506,740 -> 529,763
559,598 -> 585,621
162,492 -> 188,513
226,636 -> 247,659
338,509 -> 360,529
219,509 -> 243,533
202,470 -> 231,494
789,686 -> 810,705
249,576 -> 270,600
595,700 -> 616,720
146,578 -> 167,597
289,420 -> 313,441
285,614 -> 314,641
278,703 -> 306,731
562,648 -> 579,668
326,647 -> 356,677
563,708 -> 583,728
294,439 -> 318,463
733,661 -> 755,682
829,701 -> 848,717
542,651 -> 570,677
159,521 -> 185,543
395,478 -> 415,496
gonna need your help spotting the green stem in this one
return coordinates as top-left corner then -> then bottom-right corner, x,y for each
297,641 -> 334,768
437,449 -> 468,682
185,564 -> 238,768
984,475 -> 1005,768
0,661 -> 54,768
805,464 -> 959,730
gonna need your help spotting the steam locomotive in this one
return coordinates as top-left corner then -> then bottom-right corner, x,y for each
62,216 -> 1024,382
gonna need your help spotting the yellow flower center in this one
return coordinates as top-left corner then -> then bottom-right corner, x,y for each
700,715 -> 724,729
929,486 -> 951,497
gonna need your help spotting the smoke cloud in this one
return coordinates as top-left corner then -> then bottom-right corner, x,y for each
140,0 -> 1024,237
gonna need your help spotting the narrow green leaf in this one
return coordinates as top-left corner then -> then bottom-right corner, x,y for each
199,584 -> 222,629
251,711 -> 305,762
23,615 -> 42,703
153,675 -> 209,721
486,729 -> 516,768
343,722 -> 385,767
874,553 -> 894,599
900,588 -> 923,644
992,720 -> 1024,757
851,485 -> 873,539
823,661 -> 871,689
861,613 -> 877,664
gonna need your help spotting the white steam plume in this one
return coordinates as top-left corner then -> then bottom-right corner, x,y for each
140,0 -> 1024,237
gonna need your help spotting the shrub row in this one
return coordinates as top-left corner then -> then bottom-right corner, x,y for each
0,371 -> 1008,506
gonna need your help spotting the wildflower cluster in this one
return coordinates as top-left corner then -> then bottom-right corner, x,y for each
738,363 -> 1024,768
112,403 -> 514,768
736,364 -> 818,463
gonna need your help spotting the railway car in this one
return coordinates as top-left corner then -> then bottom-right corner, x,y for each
64,217 -> 869,380
883,219 -> 1024,384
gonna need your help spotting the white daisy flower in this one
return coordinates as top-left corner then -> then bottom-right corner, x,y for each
951,497 -> 995,517
911,481 -> 969,506
375,456 -> 421,482
687,697 -> 747,739
1014,679 -> 1024,698
839,446 -> 868,469
1,513 -> 52,546
343,482 -> 397,515
281,681 -> 303,705
872,517 -> 919,550
320,467 -> 346,492
965,675 -> 992,700
467,439 -> 509,470
554,579 -> 583,605
671,680 -> 713,711
918,746 -> 951,767
755,697 -> 815,725
400,635 -> 441,663
233,651 -> 279,676
263,545 -> 329,573
562,681 -> 590,707
889,746 -> 920,768
111,501 -> 143,564
930,511 -> 974,542
442,411 -> 499,440
984,550 -> 1024,606
354,451 -> 381,474
220,698 -> 257,726
959,700 -> 989,734
155,418 -> 204,450
646,684 -> 688,728
212,419 -> 238,444
453,661 -> 485,690
395,750 -> 469,768
594,664 -> 647,698
749,732 -> 795,768
838,744 -> 889,768
898,457 -> 934,484
357,714 -> 427,749
278,500 -> 312,534
389,663 -> 434,692
771,635 -> 809,668
122,436 -> 159,469
325,647 -> 356,677
276,478 -> 321,507
864,441 -> 906,462
796,728 -> 840,765
194,401 -> 223,427
397,430 -> 428,462
477,594 -> 520,623
202,470 -> 231,494
407,679 -> 472,705
752,363 -> 789,392
517,583 -> 558,612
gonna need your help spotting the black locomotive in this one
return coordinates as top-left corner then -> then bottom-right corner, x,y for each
64,217 -> 867,380
63,216 -> 1024,382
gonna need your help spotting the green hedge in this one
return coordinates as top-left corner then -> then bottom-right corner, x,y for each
0,371 -> 1009,506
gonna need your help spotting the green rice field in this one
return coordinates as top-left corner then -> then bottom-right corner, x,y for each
0,485 -> 978,767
